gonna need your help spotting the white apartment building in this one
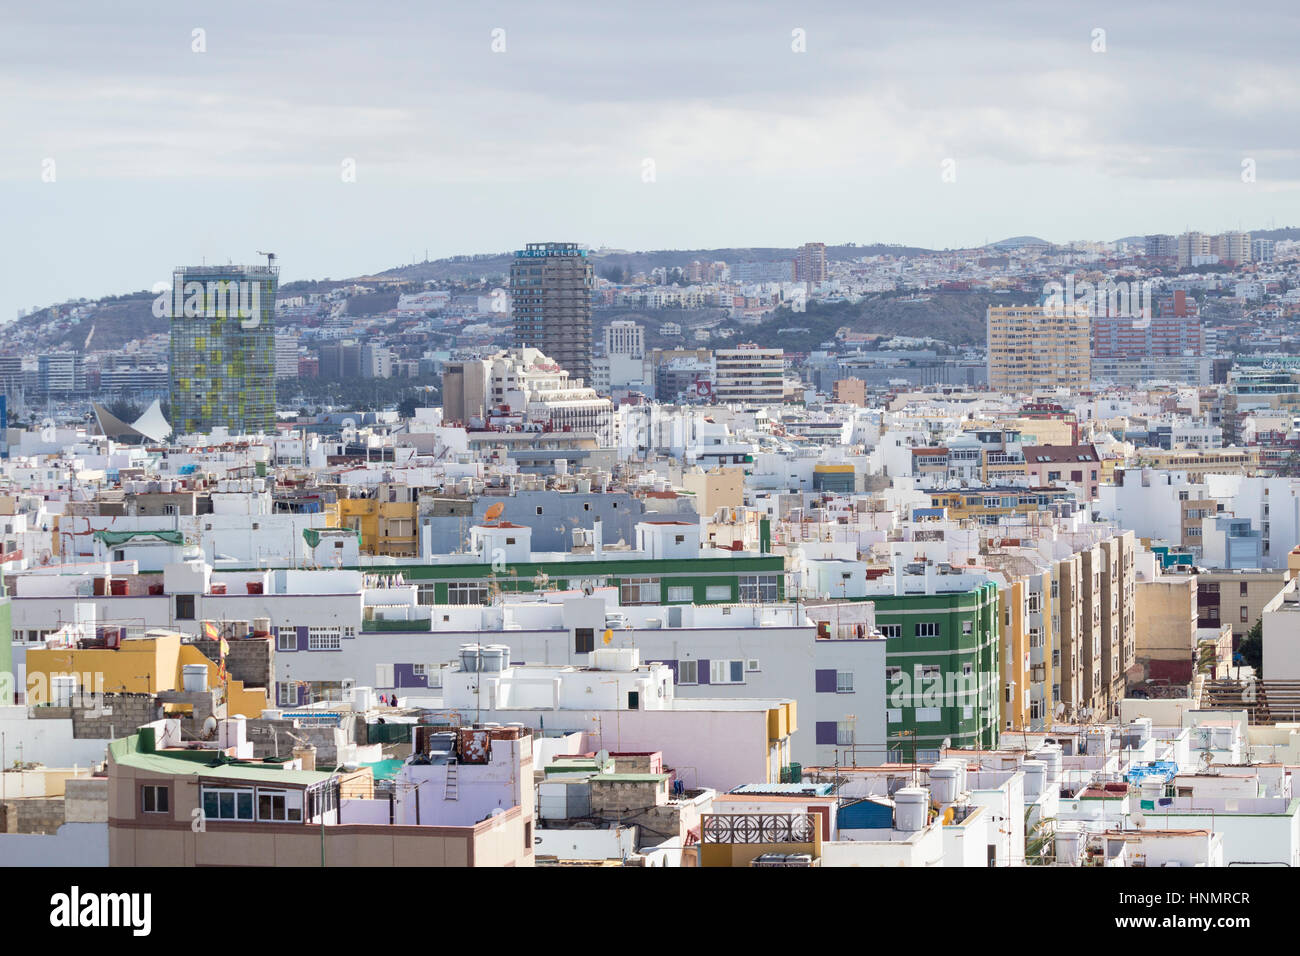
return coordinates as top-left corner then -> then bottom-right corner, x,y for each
713,344 -> 784,407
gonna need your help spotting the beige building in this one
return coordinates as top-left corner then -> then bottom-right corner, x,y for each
1134,574 -> 1199,685
832,377 -> 867,407
986,306 -> 1090,393
108,724 -> 535,867
682,466 -> 745,518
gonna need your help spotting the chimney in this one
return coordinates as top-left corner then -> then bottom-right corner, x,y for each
293,744 -> 317,772
593,517 -> 604,559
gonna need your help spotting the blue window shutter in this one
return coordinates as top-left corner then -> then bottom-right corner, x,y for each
815,722 -> 837,746
815,669 -> 837,693
697,659 -> 710,684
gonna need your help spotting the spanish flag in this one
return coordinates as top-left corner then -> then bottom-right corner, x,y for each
202,621 -> 219,641
219,637 -> 230,661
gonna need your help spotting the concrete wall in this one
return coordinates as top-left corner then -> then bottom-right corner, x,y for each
0,822 -> 108,867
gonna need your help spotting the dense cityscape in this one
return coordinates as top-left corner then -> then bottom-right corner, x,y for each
1,230 -> 1299,879
6,1 -> 1297,934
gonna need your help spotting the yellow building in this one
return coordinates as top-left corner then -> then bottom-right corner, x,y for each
1133,447 -> 1260,479
333,482 -> 418,556
25,631 -> 269,717
986,305 -> 1090,393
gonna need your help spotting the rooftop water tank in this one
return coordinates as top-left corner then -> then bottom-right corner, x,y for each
182,664 -> 209,693
929,762 -> 960,805
1023,760 -> 1047,799
479,645 -> 508,672
894,787 -> 929,832
51,675 -> 77,707
460,644 -> 482,672
1055,826 -> 1084,866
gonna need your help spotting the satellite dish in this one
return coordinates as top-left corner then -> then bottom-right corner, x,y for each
595,749 -> 610,769
202,715 -> 218,739
582,580 -> 595,596
602,628 -> 613,645
1055,702 -> 1066,718
484,502 -> 505,525
1132,812 -> 1148,830
941,737 -> 952,752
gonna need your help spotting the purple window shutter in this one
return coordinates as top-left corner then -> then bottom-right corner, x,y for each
697,659 -> 710,684
815,722 -> 837,746
297,626 -> 309,651
815,669 -> 837,693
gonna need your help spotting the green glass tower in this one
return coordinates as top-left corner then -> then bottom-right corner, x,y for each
168,263 -> 277,435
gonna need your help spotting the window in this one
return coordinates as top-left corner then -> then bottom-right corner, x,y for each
667,586 -> 693,602
448,582 -> 490,606
917,664 -> 941,679
887,708 -> 902,723
308,627 -> 341,651
1240,606 -> 1249,624
739,574 -> 779,602
836,721 -> 856,746
620,576 -> 659,605
879,624 -> 901,639
141,785 -> 169,814
1240,582 -> 1249,596
915,621 -> 939,638
277,628 -> 296,651
278,682 -> 296,706
677,660 -> 698,684
710,659 -> 745,684
256,788 -> 304,823
175,594 -> 195,620
961,663 -> 974,677
836,671 -> 854,693
201,786 -> 255,821
705,584 -> 732,601
916,707 -> 941,723
885,666 -> 902,681
962,620 -> 973,635
412,664 -> 426,677
575,627 -> 594,654
746,659 -> 761,672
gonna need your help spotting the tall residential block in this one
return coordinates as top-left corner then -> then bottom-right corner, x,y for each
714,344 -> 785,406
795,242 -> 827,283
986,305 -> 1090,393
511,242 -> 594,387
168,263 -> 277,434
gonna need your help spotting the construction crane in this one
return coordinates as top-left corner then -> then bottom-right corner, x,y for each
256,250 -> 277,269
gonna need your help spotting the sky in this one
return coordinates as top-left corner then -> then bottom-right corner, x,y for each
3,0 -> 1299,321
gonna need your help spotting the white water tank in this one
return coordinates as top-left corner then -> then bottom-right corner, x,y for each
479,645 -> 508,672
460,644 -> 482,672
1055,826 -> 1084,866
1032,745 -> 1063,789
929,762 -> 960,805
51,675 -> 77,707
1023,760 -> 1047,799
182,664 -> 209,692
894,787 -> 929,831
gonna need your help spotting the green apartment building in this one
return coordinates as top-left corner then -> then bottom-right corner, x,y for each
169,263 -> 278,435
872,582 -> 1001,758
361,555 -> 784,612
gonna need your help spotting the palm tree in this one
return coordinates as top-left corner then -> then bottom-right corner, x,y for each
1024,807 -> 1056,865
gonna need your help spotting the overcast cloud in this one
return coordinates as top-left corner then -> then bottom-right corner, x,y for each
2,0 -> 1298,318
